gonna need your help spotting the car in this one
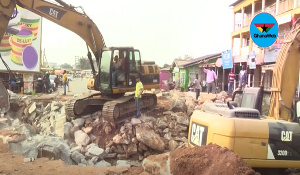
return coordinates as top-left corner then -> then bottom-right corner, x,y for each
67,74 -> 73,81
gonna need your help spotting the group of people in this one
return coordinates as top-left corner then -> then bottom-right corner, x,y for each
191,65 -> 248,100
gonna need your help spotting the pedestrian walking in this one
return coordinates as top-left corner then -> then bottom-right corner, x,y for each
203,65 -> 217,94
228,69 -> 235,95
134,75 -> 143,117
194,74 -> 201,100
62,70 -> 68,95
238,65 -> 247,89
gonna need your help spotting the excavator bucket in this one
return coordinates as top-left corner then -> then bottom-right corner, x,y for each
0,78 -> 9,117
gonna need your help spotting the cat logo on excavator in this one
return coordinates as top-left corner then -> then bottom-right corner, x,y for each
281,131 -> 293,142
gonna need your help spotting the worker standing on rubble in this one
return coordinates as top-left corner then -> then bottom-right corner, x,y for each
194,74 -> 201,100
62,70 -> 68,95
203,65 -> 217,94
135,75 -> 143,118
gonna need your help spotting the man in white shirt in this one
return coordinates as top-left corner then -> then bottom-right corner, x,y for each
238,65 -> 247,89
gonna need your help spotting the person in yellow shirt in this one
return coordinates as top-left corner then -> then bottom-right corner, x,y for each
62,70 -> 68,95
135,75 -> 143,117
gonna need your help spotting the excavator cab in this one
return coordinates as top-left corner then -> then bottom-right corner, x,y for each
99,47 -> 142,95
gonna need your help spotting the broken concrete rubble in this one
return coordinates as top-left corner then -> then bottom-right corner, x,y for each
136,125 -> 165,152
1,91 -> 192,169
74,130 -> 91,146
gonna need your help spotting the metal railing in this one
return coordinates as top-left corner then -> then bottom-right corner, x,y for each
278,0 -> 293,14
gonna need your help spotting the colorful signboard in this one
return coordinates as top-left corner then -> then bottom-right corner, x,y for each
221,50 -> 233,69
0,6 -> 41,72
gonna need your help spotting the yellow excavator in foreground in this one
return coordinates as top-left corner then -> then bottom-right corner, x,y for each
188,21 -> 300,173
0,0 -> 160,123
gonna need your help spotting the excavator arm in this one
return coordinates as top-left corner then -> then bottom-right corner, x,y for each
268,24 -> 300,121
0,0 -> 106,75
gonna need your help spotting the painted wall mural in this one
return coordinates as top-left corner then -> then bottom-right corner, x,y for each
0,5 -> 41,72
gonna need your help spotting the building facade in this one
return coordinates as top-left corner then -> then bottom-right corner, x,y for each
230,0 -> 300,89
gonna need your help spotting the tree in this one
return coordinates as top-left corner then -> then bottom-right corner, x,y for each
61,63 -> 73,69
77,57 -> 91,70
163,64 -> 171,68
183,55 -> 194,60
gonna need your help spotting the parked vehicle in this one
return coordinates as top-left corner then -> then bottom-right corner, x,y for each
67,74 -> 73,81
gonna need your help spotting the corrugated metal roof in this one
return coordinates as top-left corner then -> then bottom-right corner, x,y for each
181,53 -> 221,68
229,0 -> 243,7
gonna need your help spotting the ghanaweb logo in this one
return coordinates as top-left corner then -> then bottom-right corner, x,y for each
250,13 -> 278,47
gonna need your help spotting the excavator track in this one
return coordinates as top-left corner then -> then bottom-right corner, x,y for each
102,93 -> 157,123
65,91 -> 104,119
65,91 -> 157,123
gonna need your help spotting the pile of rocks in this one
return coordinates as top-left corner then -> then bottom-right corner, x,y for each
0,91 -> 191,168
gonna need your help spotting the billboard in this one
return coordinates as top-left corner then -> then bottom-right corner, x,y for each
0,6 -> 41,72
221,50 -> 233,69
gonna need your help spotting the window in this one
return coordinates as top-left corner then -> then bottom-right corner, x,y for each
241,93 -> 255,108
99,50 -> 112,89
181,72 -> 185,87
134,50 -> 141,73
148,66 -> 154,73
142,66 -> 145,74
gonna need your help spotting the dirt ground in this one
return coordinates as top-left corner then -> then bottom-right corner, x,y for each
170,143 -> 260,175
0,136 -> 146,175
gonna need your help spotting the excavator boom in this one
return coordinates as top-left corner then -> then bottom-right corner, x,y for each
268,24 -> 300,121
0,0 -> 159,123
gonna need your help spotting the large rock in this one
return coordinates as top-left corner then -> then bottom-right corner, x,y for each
74,130 -> 91,146
54,114 -> 66,137
94,160 -> 111,168
136,125 -> 165,152
127,142 -> 138,156
199,94 -> 217,104
71,151 -> 86,164
185,97 -> 196,117
131,118 -> 142,126
216,91 -> 228,102
113,134 -> 130,145
8,135 -> 74,165
36,136 -> 73,165
87,144 -> 104,156
173,112 -> 189,126
63,122 -> 73,139
117,160 -> 141,167
170,97 -> 187,113
73,118 -> 85,128
142,152 -> 172,175
17,123 -> 37,138
168,140 -> 178,151
51,101 -> 62,111
156,119 -> 168,129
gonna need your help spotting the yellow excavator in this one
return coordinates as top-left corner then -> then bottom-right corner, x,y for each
188,20 -> 300,173
0,0 -> 160,123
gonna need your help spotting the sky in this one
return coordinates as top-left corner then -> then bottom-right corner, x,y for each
41,0 -> 236,67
